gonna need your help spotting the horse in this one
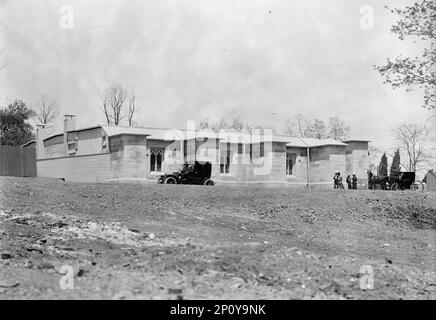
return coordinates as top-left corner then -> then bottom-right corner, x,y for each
367,170 -> 389,190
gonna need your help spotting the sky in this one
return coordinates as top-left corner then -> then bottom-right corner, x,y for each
0,0 -> 435,153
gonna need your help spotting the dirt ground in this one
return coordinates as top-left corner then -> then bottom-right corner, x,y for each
0,177 -> 435,300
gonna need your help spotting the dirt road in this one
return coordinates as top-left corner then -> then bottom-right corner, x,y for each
0,177 -> 435,299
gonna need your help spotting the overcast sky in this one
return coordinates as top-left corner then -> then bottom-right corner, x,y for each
0,0 -> 435,151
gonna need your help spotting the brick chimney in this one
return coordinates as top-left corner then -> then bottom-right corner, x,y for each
63,114 -> 76,155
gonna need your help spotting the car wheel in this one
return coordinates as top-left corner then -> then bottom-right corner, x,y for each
164,176 -> 177,184
203,179 -> 214,186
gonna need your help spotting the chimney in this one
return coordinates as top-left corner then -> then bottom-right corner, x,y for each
63,114 -> 76,155
36,124 -> 46,160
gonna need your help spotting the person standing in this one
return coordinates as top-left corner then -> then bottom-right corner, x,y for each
346,175 -> 352,189
352,173 -> 358,189
337,173 -> 344,189
367,170 -> 373,190
333,172 -> 339,189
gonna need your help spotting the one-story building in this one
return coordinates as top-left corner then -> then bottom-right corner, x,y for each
423,169 -> 436,191
35,115 -> 370,186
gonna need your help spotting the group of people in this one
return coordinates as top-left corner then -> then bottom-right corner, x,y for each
333,171 -> 358,190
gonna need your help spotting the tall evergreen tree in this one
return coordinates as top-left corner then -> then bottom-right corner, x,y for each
390,148 -> 401,176
378,153 -> 388,177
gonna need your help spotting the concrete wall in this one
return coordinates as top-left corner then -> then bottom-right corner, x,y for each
109,137 -> 222,181
43,142 -> 64,159
42,135 -> 64,159
212,142 -> 312,184
109,134 -> 148,179
42,128 -> 105,159
67,128 -> 106,156
425,173 -> 436,191
37,153 -> 111,182
309,146 -> 346,184
218,142 -> 289,183
36,127 -> 369,185
345,141 -> 369,180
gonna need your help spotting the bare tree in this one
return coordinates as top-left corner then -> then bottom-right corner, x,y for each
199,117 -> 212,130
101,85 -> 128,125
284,118 -> 296,136
368,144 -> 382,172
199,117 -> 252,132
327,116 -> 350,140
304,119 -> 327,139
393,122 -> 434,171
283,114 -> 308,137
36,95 -> 59,127
127,89 -> 136,127
283,115 -> 351,140
102,98 -> 111,125
295,114 -> 308,137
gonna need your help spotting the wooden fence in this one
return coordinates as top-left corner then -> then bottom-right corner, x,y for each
0,145 -> 37,177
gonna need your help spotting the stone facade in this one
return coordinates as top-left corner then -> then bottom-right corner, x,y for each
344,141 -> 370,181
36,116 -> 369,186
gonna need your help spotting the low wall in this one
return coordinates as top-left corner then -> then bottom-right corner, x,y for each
37,153 -> 111,182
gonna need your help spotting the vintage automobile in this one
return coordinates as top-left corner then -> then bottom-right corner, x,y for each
157,161 -> 214,185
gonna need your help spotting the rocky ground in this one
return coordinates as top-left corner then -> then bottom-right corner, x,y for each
0,177 -> 435,299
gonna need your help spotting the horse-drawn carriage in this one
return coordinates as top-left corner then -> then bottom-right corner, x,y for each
367,170 -> 424,191
388,171 -> 424,191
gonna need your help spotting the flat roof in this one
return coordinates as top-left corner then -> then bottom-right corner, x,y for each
342,139 -> 371,142
43,125 -> 104,142
42,124 -> 362,147
286,137 -> 348,148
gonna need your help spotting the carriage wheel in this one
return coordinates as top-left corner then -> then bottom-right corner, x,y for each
411,181 -> 424,191
390,183 -> 400,191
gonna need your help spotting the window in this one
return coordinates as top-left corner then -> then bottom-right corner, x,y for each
286,152 -> 297,175
68,136 -> 78,155
238,143 -> 243,154
68,142 -> 77,155
150,148 -> 164,172
101,135 -> 108,151
249,143 -> 265,159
